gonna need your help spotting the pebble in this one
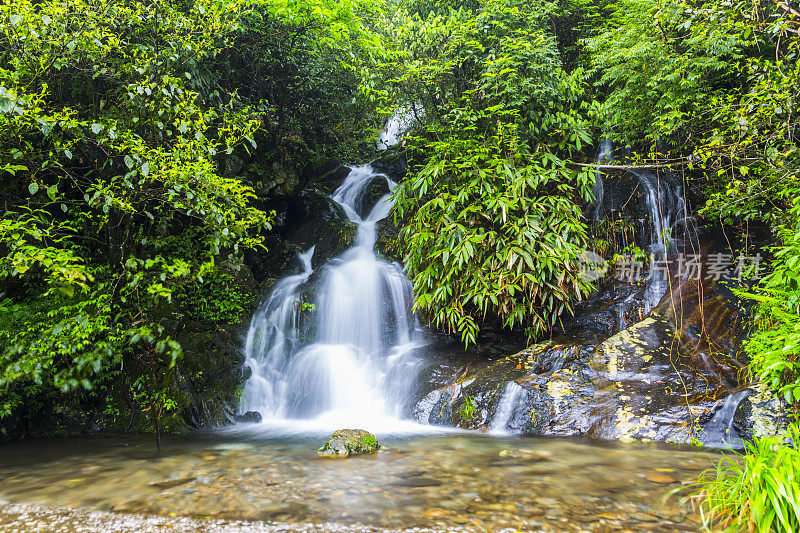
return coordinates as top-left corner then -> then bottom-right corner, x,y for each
644,473 -> 678,484
148,477 -> 195,489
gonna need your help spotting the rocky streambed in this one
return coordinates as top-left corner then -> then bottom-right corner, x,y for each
0,432 -> 721,532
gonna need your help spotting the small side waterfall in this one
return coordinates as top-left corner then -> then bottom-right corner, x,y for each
630,171 -> 686,253
240,165 -> 428,432
703,390 -> 751,449
489,382 -> 526,435
631,170 -> 689,312
377,107 -> 416,150
240,247 -> 315,416
589,139 -> 612,222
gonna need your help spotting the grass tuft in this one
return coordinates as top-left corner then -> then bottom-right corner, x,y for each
686,424 -> 800,532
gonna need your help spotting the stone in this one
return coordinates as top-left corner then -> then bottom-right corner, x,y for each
421,508 -> 451,519
415,273 -> 770,447
356,174 -> 391,217
316,429 -> 380,458
645,473 -> 677,484
233,411 -> 262,424
147,477 -> 195,490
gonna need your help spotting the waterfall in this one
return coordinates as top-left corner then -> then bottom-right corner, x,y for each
240,247 -> 315,417
631,171 -> 685,253
376,106 -> 422,150
240,165 -> 428,432
703,390 -> 751,449
488,382 -> 526,435
630,170 -> 689,312
590,139 -> 612,222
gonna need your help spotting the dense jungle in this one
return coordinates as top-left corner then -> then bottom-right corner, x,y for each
1,0 -> 799,531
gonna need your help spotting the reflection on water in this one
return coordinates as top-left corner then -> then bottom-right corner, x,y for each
0,432 -> 717,531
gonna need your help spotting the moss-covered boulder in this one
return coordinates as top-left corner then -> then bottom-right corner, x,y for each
317,429 -> 380,458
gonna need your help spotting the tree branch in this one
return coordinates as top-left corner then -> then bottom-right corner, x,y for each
569,162 -> 686,170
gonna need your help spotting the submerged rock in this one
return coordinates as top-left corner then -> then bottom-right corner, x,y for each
317,429 -> 380,458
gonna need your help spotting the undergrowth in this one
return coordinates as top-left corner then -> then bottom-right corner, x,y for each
687,424 -> 800,532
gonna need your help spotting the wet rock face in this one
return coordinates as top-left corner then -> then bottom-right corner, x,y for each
592,169 -> 695,251
555,278 -> 647,339
417,278 -> 788,447
317,429 -> 380,458
737,383 -> 793,441
354,175 -> 391,218
245,190 -> 357,286
371,146 -> 408,182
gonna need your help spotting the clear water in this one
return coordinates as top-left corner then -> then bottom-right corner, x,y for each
0,433 -> 718,531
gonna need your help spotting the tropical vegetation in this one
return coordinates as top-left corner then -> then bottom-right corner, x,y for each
1,0 -> 799,528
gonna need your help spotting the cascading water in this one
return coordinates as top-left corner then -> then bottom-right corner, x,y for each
703,390 -> 751,449
240,165 -> 430,433
488,381 -> 526,435
589,139 -> 612,222
376,107 -> 418,150
629,170 -> 690,312
240,247 -> 315,417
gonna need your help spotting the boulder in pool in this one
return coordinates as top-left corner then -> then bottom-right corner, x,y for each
317,429 -> 379,458
233,411 -> 262,424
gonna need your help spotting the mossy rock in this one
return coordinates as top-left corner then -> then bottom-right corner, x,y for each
317,429 -> 380,458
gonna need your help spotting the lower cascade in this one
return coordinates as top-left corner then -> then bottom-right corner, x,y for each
240,165 -> 427,431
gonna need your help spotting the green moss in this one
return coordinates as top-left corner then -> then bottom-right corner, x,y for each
317,429 -> 380,458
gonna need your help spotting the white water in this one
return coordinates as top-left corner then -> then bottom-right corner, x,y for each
489,381 -> 526,435
630,170 -> 689,312
376,107 -> 420,150
704,390 -> 751,449
240,165 -> 435,434
589,139 -> 612,222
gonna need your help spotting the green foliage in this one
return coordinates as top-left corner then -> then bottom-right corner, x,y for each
688,424 -> 800,532
587,0 -> 799,225
459,395 -> 477,421
0,0 -> 385,442
385,0 -> 596,345
0,0 -> 273,439
174,271 -> 255,326
586,0 -> 753,147
221,0 -> 383,170
0,292 -> 120,418
741,199 -> 800,410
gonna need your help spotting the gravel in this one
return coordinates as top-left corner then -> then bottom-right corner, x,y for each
0,502 -> 507,533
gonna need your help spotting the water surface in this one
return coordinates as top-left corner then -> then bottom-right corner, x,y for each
0,431 -> 717,531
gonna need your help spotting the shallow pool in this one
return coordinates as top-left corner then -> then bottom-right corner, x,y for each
0,429 -> 722,531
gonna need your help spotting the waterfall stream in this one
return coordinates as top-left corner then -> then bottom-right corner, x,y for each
240,165 -> 431,433
488,381 -> 526,435
589,139 -> 612,222
703,390 -> 751,449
